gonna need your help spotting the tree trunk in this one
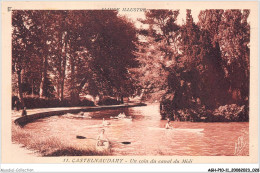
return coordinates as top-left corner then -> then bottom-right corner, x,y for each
56,55 -> 62,100
17,70 -> 24,107
69,56 -> 75,99
60,72 -> 65,101
39,56 -> 48,98
31,79 -> 34,96
60,32 -> 67,101
57,82 -> 60,99
69,55 -> 80,105
39,77 -> 44,97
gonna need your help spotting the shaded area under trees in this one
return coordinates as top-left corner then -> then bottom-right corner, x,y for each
12,10 -> 138,108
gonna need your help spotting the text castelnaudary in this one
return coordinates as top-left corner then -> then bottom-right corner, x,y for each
102,8 -> 146,12
71,158 -> 124,163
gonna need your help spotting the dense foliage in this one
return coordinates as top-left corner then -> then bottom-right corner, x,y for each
132,9 -> 250,121
12,10 -> 138,107
12,10 -> 250,121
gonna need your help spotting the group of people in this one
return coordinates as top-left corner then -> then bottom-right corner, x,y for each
117,112 -> 126,118
97,118 -> 174,148
97,113 -> 126,147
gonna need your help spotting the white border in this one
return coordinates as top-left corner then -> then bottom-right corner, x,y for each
1,0 -> 259,172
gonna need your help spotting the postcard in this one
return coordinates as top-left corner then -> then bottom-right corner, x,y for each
1,1 -> 259,171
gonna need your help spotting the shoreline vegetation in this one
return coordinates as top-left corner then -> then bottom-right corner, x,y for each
13,101 -> 248,130
12,124 -> 111,156
14,102 -> 146,127
12,96 -> 125,110
160,103 -> 249,122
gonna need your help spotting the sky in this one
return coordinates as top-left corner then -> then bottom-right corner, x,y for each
118,9 -> 201,28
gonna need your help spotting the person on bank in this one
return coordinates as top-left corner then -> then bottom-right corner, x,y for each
165,119 -> 173,129
14,100 -> 20,111
97,129 -> 109,146
21,107 -> 27,117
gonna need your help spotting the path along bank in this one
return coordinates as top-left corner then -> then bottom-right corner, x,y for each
14,103 -> 146,127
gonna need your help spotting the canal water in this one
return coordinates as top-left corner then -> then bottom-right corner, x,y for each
24,104 -> 249,156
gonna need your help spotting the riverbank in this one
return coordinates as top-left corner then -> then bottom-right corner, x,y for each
12,103 -> 146,156
12,123 -> 111,156
14,103 -> 146,127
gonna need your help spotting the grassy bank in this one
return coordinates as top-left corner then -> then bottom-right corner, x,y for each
12,123 -> 111,156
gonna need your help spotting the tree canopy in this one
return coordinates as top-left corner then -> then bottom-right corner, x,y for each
12,10 -> 138,105
12,9 -> 250,115
132,9 -> 249,119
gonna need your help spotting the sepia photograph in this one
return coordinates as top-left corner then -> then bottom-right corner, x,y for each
10,8 -> 251,156
1,1 -> 259,171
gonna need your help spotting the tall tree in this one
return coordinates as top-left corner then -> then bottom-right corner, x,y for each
132,10 -> 180,100
12,11 -> 42,106
72,11 -> 139,100
218,10 -> 250,105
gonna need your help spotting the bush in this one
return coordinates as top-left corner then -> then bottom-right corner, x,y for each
176,108 -> 201,122
212,104 -> 248,122
78,99 -> 95,107
23,97 -> 60,109
13,95 -> 122,109
20,97 -> 95,109
160,96 -> 249,122
98,97 -> 121,105
12,96 -> 20,110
